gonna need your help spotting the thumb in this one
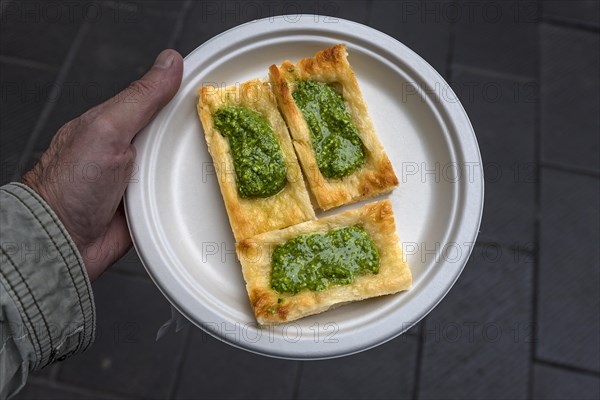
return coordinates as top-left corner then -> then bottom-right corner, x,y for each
84,49 -> 184,145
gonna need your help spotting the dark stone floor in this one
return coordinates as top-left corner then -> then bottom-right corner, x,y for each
1,0 -> 598,399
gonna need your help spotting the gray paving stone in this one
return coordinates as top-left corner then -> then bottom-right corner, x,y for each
453,0 -> 539,78
176,0 -> 370,57
57,273 -> 186,398
26,364 -> 60,380
0,0 -> 85,67
418,245 -> 533,399
109,247 -> 150,278
15,379 -> 125,400
305,0 -> 369,23
174,330 -> 298,399
369,0 -> 451,75
405,320 -> 423,336
297,335 -> 419,399
173,1 -> 239,57
537,168 -> 600,372
541,24 -> 600,172
0,63 -> 56,184
533,363 -> 600,400
542,0 -> 600,27
101,0 -> 184,16
452,67 -> 536,247
30,2 -> 179,159
14,384 -> 84,400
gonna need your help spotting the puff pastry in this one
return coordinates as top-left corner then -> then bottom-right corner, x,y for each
269,44 -> 399,210
236,200 -> 412,325
198,79 -> 315,241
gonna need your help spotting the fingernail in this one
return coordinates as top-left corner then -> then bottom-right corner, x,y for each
153,50 -> 175,69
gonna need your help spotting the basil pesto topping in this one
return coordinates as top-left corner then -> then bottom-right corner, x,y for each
292,80 -> 365,179
270,226 -> 380,294
213,106 -> 287,198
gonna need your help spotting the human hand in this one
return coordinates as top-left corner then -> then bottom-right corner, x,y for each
23,49 -> 184,281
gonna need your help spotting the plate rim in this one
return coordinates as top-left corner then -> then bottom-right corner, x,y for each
125,14 -> 484,360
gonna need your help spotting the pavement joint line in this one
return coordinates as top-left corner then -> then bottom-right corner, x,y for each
364,0 -> 373,26
451,62 -> 537,83
166,326 -> 193,399
105,267 -> 152,282
540,162 -> 600,179
11,21 -> 90,182
535,358 -> 600,378
100,0 -> 181,19
27,375 -> 129,399
411,319 -> 425,400
445,0 -> 457,81
405,326 -> 420,337
0,55 -> 61,73
291,361 -> 304,400
542,17 -> 600,34
47,363 -> 61,381
528,23 -> 542,398
473,241 -> 537,260
168,0 -> 194,50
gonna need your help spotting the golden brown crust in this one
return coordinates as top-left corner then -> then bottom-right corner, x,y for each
269,44 -> 399,211
197,79 -> 315,241
236,200 -> 412,325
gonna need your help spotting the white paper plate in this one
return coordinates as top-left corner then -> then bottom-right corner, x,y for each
125,15 -> 484,360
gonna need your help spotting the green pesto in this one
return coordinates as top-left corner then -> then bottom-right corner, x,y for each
213,106 -> 287,198
270,226 -> 380,294
292,80 -> 365,179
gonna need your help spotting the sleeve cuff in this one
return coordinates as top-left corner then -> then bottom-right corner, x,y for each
0,182 -> 95,369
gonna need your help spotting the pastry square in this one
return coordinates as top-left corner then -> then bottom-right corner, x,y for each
269,44 -> 399,210
236,199 -> 412,325
198,79 -> 315,241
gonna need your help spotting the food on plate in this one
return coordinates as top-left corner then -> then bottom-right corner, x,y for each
236,199 -> 412,325
197,46 -> 411,327
269,44 -> 398,210
197,79 -> 315,241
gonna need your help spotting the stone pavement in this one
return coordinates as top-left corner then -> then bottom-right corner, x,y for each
1,1 -> 598,399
